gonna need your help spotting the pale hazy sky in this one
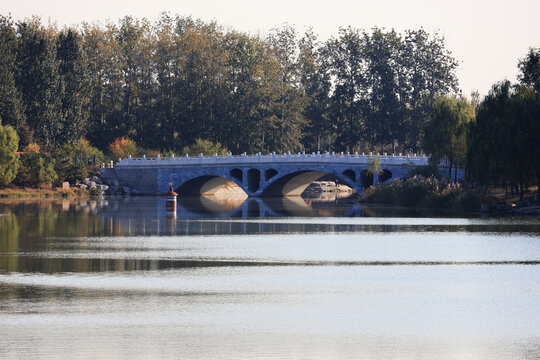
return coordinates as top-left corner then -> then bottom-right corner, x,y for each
2,0 -> 539,96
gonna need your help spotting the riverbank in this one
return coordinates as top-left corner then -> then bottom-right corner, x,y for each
360,176 -> 482,211
0,186 -> 89,199
360,176 -> 540,216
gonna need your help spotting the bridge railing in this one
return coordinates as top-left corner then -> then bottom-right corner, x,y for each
115,152 -> 430,167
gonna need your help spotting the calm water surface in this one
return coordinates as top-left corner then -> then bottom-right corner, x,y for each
1,196 -> 540,359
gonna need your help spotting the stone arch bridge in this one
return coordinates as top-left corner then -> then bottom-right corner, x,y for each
102,152 -> 462,197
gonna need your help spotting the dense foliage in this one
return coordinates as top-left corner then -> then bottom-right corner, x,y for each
0,120 -> 19,186
13,144 -> 57,187
467,81 -> 540,198
0,12 -> 538,200
108,137 -> 137,160
362,175 -> 484,210
182,138 -> 229,156
423,96 -> 474,180
0,13 -> 459,156
422,48 -> 540,199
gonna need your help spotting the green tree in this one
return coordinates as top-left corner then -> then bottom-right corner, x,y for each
322,27 -> 367,152
15,144 -> 57,188
223,32 -> 268,153
0,120 -> 20,186
363,28 -> 402,152
57,28 -> 92,144
53,139 -> 105,184
518,48 -> 540,95
182,138 -> 229,156
467,81 -> 539,199
424,96 -> 473,181
264,24 -> 307,153
468,81 -> 511,187
82,21 -> 124,149
298,28 -> 332,152
400,29 -> 459,151
16,18 -> 64,148
0,16 -> 28,144
518,48 -> 540,191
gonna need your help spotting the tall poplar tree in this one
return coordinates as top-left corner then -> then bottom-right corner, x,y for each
298,28 -> 332,152
0,16 -> 27,145
57,28 -> 91,144
16,19 -> 64,148
323,27 -> 367,152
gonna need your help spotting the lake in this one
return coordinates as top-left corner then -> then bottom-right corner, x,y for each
1,196 -> 540,359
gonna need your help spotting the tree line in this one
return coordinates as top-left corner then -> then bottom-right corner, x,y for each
423,48 -> 540,199
1,13 -> 538,199
0,13 -> 459,156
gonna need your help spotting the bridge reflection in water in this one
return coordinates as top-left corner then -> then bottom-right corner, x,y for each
95,194 -> 362,236
4,198 -> 537,275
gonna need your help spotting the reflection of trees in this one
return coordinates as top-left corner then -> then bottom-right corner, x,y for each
0,210 -> 19,272
0,199 -> 119,274
0,197 -> 359,274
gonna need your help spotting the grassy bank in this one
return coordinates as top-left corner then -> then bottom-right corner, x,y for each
0,186 -> 89,199
361,176 -> 486,211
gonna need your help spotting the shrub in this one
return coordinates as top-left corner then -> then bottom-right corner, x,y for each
182,138 -> 229,156
53,139 -> 104,184
362,175 -> 467,208
55,158 -> 87,185
407,164 -> 442,179
89,187 -> 102,197
0,123 -> 20,187
138,148 -> 161,157
14,144 -> 57,188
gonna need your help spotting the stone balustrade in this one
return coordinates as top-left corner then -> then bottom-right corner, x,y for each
116,152 -> 429,167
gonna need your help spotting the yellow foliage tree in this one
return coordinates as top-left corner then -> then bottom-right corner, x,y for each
108,137 -> 137,160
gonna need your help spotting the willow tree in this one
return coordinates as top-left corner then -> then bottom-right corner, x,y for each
424,96 -> 474,181
467,81 -> 539,199
0,120 -> 20,186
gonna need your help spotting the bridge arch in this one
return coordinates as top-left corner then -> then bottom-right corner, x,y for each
360,170 -> 374,189
175,175 -> 245,197
342,169 -> 356,182
230,168 -> 243,182
261,170 -> 358,197
380,169 -> 393,183
265,168 -> 278,181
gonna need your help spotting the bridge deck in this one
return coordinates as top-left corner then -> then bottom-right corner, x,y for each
115,152 -> 429,167
105,152 -> 459,196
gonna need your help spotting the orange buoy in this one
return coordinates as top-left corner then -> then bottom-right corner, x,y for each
165,185 -> 178,217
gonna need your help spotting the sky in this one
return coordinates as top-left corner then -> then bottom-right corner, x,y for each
2,0 -> 539,97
